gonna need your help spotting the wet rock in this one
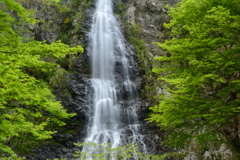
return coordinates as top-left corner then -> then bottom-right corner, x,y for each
184,154 -> 199,160
126,6 -> 136,25
20,1 -> 66,43
202,143 -> 233,160
24,0 -> 178,159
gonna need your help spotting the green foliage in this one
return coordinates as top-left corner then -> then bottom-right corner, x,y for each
15,0 -> 68,10
116,3 -> 126,18
148,0 -> 240,155
125,24 -> 148,74
73,142 -> 161,160
0,0 -> 83,157
59,16 -> 75,44
125,24 -> 162,102
59,0 -> 94,45
69,0 -> 93,10
0,157 -> 26,160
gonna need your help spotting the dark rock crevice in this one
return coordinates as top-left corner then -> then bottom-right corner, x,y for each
24,0 -> 178,159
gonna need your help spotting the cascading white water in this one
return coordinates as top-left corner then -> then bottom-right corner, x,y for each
82,0 -> 147,158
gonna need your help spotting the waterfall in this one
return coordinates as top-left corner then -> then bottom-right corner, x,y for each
82,0 -> 147,158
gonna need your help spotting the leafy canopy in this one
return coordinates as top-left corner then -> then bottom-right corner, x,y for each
0,0 -> 83,157
74,142 -> 161,160
148,0 -> 240,153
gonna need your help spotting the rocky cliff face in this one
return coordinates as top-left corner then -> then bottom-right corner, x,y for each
23,0 -> 177,159
114,0 -> 178,156
19,1 -> 92,159
15,0 -> 181,159
115,1 -> 237,160
112,0 -> 179,106
17,0 -> 66,43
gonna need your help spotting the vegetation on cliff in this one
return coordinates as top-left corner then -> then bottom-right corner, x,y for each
3,0 -> 240,159
0,0 -> 83,157
148,0 -> 240,157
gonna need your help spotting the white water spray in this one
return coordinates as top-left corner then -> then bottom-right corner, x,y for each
82,0 -> 147,158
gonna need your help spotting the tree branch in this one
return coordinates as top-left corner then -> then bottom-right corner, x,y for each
0,51 -> 13,53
